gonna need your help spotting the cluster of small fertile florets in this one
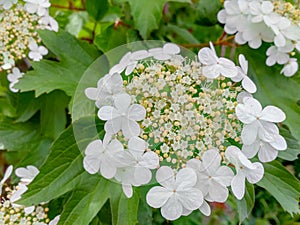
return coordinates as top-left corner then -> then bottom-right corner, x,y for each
0,0 -> 58,92
0,165 -> 60,225
218,0 -> 300,77
84,42 -> 287,220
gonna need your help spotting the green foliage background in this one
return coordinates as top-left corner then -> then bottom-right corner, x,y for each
0,0 -> 299,224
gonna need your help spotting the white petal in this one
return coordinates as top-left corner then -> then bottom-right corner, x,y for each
156,166 -> 175,188
100,161 -> 117,179
238,54 -> 248,74
269,134 -> 287,150
241,123 -> 259,145
140,152 -> 159,169
122,184 -> 133,198
176,168 -> 197,191
134,167 -> 151,185
199,200 -> 211,216
83,156 -> 101,174
85,87 -> 98,100
146,186 -> 172,208
121,119 -> 140,138
198,47 -> 217,65
104,117 -> 122,134
202,149 -> 221,174
125,62 -> 137,75
128,104 -> 146,121
219,58 -> 238,77
214,166 -> 234,187
242,77 -> 257,93
207,181 -> 228,202
258,142 -> 278,162
231,172 -> 246,200
161,197 -> 182,221
202,65 -> 220,79
85,140 -> 103,155
261,106 -> 286,122
128,137 -> 147,154
114,93 -> 131,113
1,165 -> 13,184
163,43 -> 180,55
177,188 -> 203,210
98,106 -> 118,121
245,162 -> 264,184
242,141 -> 260,158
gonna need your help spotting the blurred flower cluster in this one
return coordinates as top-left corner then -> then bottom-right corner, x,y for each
218,0 -> 300,76
0,0 -> 58,92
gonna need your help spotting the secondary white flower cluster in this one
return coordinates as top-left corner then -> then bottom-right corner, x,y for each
84,42 -> 287,220
218,0 -> 300,77
0,0 -> 58,92
0,165 -> 60,225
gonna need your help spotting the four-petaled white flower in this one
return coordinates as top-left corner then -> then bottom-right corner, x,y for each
85,73 -> 124,108
235,97 -> 285,145
15,165 -> 39,185
83,136 -> 123,179
232,54 -> 257,93
114,137 -> 159,198
148,43 -> 181,61
110,50 -> 149,75
7,67 -> 24,92
98,93 -> 146,138
198,42 -> 238,79
24,0 -> 51,16
0,0 -> 17,9
28,41 -> 48,61
146,166 -> 203,221
0,165 -> 13,195
187,149 -> 234,203
225,146 -> 264,200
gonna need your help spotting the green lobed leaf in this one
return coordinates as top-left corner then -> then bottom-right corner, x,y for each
15,30 -> 100,97
40,90 -> 70,139
195,0 -> 222,25
58,176 -> 110,225
18,116 -> 104,206
86,0 -> 109,21
278,126 -> 300,161
236,182 -> 255,224
122,0 -> 166,39
257,160 -> 300,215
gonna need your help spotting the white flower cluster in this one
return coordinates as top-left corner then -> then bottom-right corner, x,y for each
218,0 -> 300,77
0,0 -> 58,92
84,42 -> 287,220
0,165 -> 60,225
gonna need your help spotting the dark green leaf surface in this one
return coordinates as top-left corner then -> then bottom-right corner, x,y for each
236,183 -> 255,224
16,30 -> 100,97
257,161 -> 300,215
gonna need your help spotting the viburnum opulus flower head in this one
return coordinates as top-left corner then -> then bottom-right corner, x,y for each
82,41 -> 287,220
218,0 -> 300,77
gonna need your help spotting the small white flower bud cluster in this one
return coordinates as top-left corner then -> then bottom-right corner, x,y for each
0,165 -> 60,225
218,0 -> 300,77
0,0 -> 58,92
125,60 -> 243,168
